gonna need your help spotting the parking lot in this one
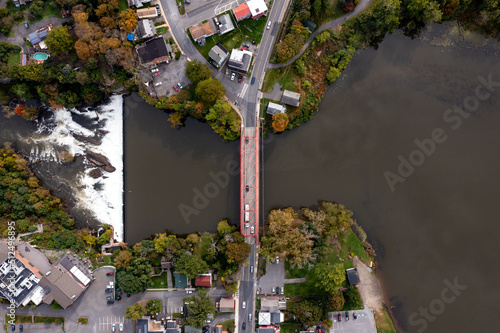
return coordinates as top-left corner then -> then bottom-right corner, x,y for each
257,260 -> 285,294
329,310 -> 377,333
144,53 -> 191,97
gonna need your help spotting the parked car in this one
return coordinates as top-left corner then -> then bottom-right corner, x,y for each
19,325 -> 22,332
180,307 -> 184,314
107,300 -> 115,305
251,77 -> 255,85
280,286 -> 284,294
271,287 -> 275,294
276,256 -> 279,263
105,288 -> 113,293
24,22 -> 29,29
11,324 -> 14,331
126,293 -> 131,297
112,323 -> 116,332
106,272 -> 113,276
238,75 -> 243,83
119,323 -> 124,331
116,295 -> 121,300
276,287 -> 280,294
153,72 -> 160,76
116,287 -> 121,291
248,313 -> 252,322
345,311 -> 349,321
231,73 -> 235,81
107,296 -> 114,301
177,82 -> 183,89
267,21 -> 271,29
173,85 -> 179,92
242,323 -> 246,330
242,301 -> 246,308
353,312 -> 357,320
338,314 -> 341,322
154,82 -> 162,87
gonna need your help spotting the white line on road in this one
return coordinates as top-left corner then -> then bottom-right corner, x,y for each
239,83 -> 249,98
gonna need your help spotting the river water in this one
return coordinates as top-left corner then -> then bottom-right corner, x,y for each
125,23 -> 500,332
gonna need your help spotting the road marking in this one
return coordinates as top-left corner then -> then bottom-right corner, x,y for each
239,83 -> 249,98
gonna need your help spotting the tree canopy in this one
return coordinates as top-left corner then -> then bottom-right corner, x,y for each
146,299 -> 162,315
45,26 -> 74,56
125,302 -> 146,321
175,253 -> 209,279
186,60 -> 212,84
205,99 -> 241,141
185,290 -> 216,328
195,78 -> 226,106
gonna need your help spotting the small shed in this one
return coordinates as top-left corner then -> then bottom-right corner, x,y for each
174,272 -> 188,288
303,20 -> 317,33
346,267 -> 360,285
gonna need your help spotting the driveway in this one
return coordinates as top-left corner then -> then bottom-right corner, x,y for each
0,17 -> 68,52
257,261 -> 285,294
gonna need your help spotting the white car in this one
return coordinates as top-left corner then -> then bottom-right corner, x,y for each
231,73 -> 235,81
151,68 -> 159,73
267,21 -> 271,30
154,82 -> 162,87
112,324 -> 116,332
242,301 -> 246,308
250,226 -> 254,234
250,265 -> 254,273
119,323 -> 124,331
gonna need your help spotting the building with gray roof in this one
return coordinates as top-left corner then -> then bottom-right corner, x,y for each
218,14 -> 235,35
281,90 -> 301,107
266,102 -> 286,115
209,44 -> 229,68
137,19 -> 157,39
228,49 -> 253,75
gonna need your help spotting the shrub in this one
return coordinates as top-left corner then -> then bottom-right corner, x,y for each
77,317 -> 89,324
351,221 -> 367,243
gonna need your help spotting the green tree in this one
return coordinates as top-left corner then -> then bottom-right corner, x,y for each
225,242 -> 250,264
46,26 -> 75,56
10,83 -> 33,100
97,230 -> 111,246
186,60 -> 212,84
175,252 -> 209,279
327,292 -> 344,311
117,271 -> 144,294
125,302 -> 146,321
146,299 -> 162,315
314,262 -> 345,293
217,220 -> 235,236
205,99 -> 241,141
30,3 -> 44,17
224,282 -> 238,295
343,286 -> 363,309
293,300 -> 322,326
195,78 -> 225,106
185,290 -> 216,329
260,207 -> 316,268
186,233 -> 200,246
114,249 -> 133,269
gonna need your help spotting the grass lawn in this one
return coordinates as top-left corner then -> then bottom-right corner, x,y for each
5,315 -> 32,324
157,27 -> 168,34
118,0 -> 129,11
263,66 -> 296,93
150,272 -> 170,288
239,16 -> 267,45
194,233 -> 213,258
284,281 -> 319,296
280,323 -> 302,333
8,53 -> 20,67
375,309 -> 396,333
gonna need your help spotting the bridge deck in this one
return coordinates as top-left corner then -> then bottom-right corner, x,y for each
240,126 -> 260,242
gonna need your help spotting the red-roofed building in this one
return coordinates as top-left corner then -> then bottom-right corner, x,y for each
233,3 -> 251,21
195,273 -> 212,287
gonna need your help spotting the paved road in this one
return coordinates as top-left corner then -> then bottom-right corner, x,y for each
268,0 -> 375,70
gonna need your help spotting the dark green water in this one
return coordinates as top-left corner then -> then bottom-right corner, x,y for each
125,23 -> 500,332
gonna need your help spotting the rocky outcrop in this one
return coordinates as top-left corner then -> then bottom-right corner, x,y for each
85,150 -> 116,173
89,168 -> 103,178
73,130 -> 107,145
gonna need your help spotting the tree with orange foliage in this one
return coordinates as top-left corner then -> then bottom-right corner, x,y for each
272,112 -> 289,133
74,40 -> 92,61
100,16 -> 116,29
118,9 -> 138,32
14,104 -> 25,117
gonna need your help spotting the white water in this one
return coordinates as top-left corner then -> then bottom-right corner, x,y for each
21,96 -> 124,241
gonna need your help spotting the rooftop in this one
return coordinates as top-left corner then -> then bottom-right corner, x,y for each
233,3 -> 251,20
247,0 -> 268,17
218,14 -> 235,35
195,273 -> 212,287
281,90 -> 301,107
267,102 -> 286,115
137,37 -> 170,64
346,268 -> 360,285
136,7 -> 158,18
